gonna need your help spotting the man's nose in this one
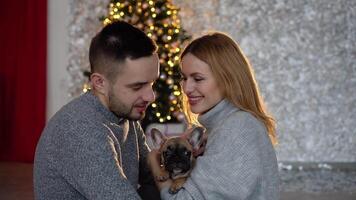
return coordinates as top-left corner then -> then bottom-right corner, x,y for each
143,86 -> 155,103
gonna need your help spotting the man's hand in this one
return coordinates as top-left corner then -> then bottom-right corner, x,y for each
147,149 -> 173,190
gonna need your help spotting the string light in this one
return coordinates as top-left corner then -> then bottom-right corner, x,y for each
168,60 -> 174,67
173,91 -> 181,96
82,83 -> 91,93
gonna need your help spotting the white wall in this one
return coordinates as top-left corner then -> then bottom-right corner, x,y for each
47,0 -> 70,120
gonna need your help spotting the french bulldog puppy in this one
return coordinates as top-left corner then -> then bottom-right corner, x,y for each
149,126 -> 206,194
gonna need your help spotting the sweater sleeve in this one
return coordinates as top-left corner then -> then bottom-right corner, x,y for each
160,113 -> 265,200
55,123 -> 142,200
135,122 -> 161,200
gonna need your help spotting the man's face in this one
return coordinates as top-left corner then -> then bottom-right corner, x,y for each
107,54 -> 159,120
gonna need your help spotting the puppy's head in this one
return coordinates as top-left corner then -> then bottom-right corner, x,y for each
150,126 -> 205,179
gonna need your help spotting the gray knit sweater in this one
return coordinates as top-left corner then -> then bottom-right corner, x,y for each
161,99 -> 279,200
34,92 -> 157,200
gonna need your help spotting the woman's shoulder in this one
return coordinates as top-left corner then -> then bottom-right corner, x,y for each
220,109 -> 265,132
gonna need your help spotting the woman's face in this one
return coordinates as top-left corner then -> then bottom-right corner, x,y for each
181,53 -> 223,114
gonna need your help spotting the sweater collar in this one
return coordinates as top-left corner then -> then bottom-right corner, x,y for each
82,91 -> 126,125
198,99 -> 238,131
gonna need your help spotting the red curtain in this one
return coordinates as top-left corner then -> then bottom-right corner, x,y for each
0,0 -> 47,162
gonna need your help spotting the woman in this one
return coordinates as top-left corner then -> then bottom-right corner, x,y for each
148,32 -> 279,200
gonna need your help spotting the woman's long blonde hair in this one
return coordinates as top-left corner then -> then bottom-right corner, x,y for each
180,32 -> 277,145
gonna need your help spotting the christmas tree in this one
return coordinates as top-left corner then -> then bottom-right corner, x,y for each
92,0 -> 191,129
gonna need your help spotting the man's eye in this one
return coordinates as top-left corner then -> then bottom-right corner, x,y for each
132,85 -> 143,91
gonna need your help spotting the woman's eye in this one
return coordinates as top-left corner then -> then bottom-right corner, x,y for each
194,77 -> 204,82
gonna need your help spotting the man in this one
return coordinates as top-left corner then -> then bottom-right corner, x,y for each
34,21 -> 160,199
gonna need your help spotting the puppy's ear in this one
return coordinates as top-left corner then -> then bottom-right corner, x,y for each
186,126 -> 205,150
149,128 -> 167,149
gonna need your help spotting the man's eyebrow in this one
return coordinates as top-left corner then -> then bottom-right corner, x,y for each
126,78 -> 158,87
126,82 -> 148,87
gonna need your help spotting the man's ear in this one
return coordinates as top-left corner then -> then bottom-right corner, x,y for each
90,72 -> 107,95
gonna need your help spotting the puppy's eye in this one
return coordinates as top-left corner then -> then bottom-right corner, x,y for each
184,151 -> 191,156
163,150 -> 172,157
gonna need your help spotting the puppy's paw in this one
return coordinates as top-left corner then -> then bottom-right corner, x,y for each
155,171 -> 169,182
169,181 -> 184,194
169,184 -> 183,194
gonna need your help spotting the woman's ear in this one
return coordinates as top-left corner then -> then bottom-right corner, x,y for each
90,72 -> 107,95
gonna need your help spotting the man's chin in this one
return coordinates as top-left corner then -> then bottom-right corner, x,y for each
128,112 -> 145,121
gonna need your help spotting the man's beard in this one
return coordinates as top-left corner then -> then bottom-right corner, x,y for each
108,90 -> 145,120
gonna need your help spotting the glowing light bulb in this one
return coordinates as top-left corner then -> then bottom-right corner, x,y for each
173,91 -> 181,96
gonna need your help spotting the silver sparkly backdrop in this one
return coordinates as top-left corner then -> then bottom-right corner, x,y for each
68,0 -> 356,162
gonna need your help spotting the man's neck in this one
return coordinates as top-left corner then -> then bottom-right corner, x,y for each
92,90 -> 110,110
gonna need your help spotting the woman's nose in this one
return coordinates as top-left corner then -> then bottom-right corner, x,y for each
182,79 -> 194,94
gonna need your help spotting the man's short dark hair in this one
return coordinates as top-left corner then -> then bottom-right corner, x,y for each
89,21 -> 158,81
